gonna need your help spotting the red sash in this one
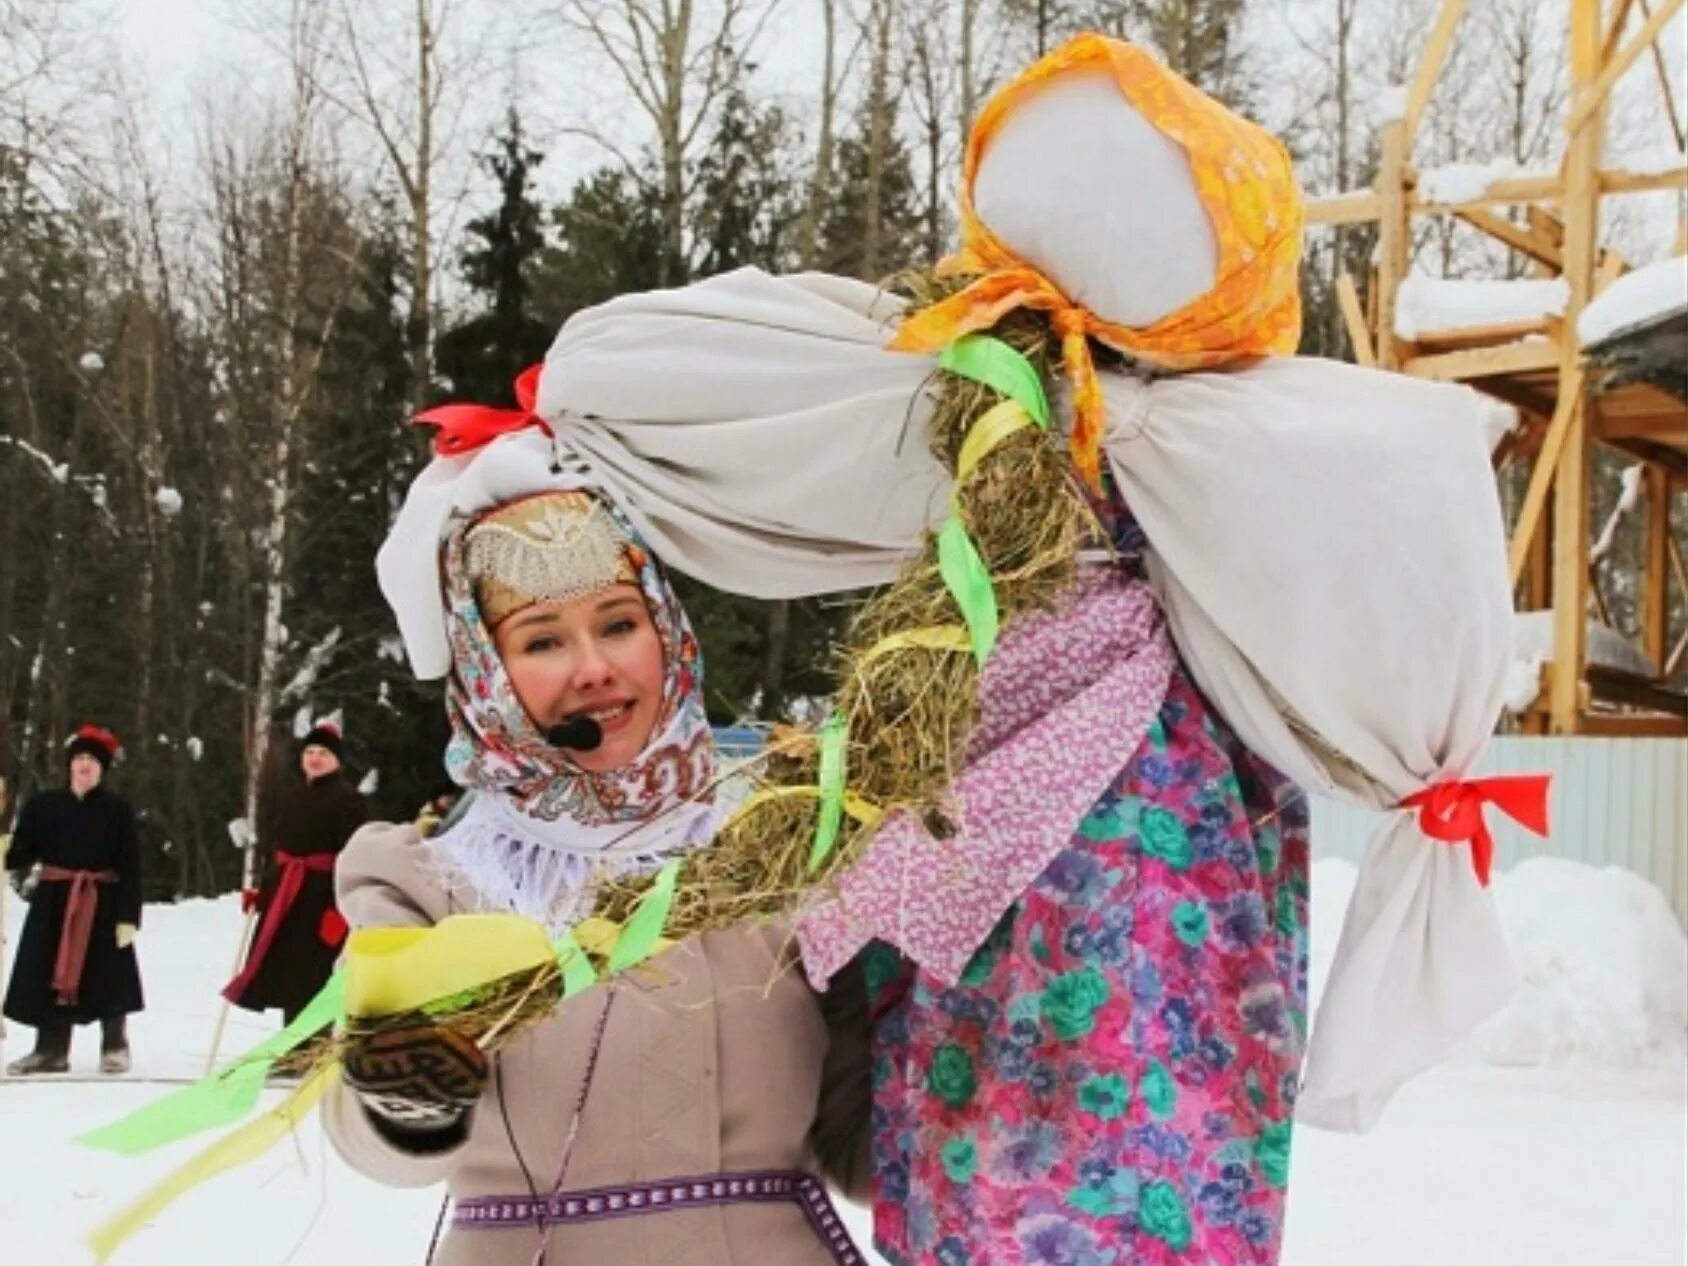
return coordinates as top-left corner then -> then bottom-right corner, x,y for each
38,865 -> 119,1005
222,851 -> 338,1002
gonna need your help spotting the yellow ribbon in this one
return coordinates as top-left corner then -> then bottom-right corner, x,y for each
731,784 -> 885,830
342,913 -> 557,1019
87,1065 -> 339,1263
955,399 -> 1035,484
859,625 -> 972,668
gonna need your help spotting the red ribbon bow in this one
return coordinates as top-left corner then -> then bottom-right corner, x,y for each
1398,774 -> 1551,886
413,364 -> 549,457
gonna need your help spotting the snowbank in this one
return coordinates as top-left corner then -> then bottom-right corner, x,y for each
1394,275 -> 1567,338
1310,856 -> 1688,1070
1578,255 -> 1688,347
1475,859 -> 1688,1067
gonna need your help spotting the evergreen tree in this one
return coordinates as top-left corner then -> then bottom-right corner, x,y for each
435,108 -> 553,406
814,102 -> 923,283
530,165 -> 667,329
692,87 -> 804,277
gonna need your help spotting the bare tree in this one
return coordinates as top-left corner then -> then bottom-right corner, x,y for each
556,0 -> 781,283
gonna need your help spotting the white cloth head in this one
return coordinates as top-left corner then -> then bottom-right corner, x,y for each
973,67 -> 1218,327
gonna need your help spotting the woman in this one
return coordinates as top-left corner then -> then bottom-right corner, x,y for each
223,722 -> 367,1024
323,488 -> 869,1266
4,724 -> 144,1075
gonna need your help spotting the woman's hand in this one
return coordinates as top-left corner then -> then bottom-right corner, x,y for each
341,1013 -> 488,1133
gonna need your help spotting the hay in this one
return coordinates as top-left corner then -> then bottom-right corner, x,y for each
588,267 -> 1101,943
273,269 -> 1104,1079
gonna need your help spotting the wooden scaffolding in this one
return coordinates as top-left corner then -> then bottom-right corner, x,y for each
1307,0 -> 1688,736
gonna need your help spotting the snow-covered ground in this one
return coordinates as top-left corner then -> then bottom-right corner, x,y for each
2,857 -> 1684,1266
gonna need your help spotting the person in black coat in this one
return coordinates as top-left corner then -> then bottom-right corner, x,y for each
222,722 -> 367,1023
4,724 -> 144,1075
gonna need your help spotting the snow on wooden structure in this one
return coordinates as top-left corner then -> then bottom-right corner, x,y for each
1306,0 -> 1688,737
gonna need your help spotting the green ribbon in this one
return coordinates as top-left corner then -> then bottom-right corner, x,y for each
79,969 -> 346,1156
937,517 -> 999,665
607,858 -> 682,974
939,335 -> 1050,428
808,713 -> 849,873
934,335 -> 1054,666
552,929 -> 599,998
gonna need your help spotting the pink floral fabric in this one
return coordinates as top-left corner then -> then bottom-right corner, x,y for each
864,663 -> 1310,1266
797,571 -> 1175,987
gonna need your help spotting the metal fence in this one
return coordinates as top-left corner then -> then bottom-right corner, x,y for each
1310,737 -> 1687,927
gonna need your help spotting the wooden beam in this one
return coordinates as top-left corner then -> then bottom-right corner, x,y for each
1526,204 -> 1566,247
1404,0 -> 1470,145
1603,0 -> 1641,63
1455,207 -> 1564,269
1508,367 -> 1585,584
1642,464 -> 1672,668
1580,712 -> 1688,737
1568,0 -> 1687,135
1335,272 -> 1375,365
1551,0 -> 1604,735
1412,317 -> 1550,349
1599,165 -> 1688,195
1601,437 -> 1688,477
1586,664 -> 1688,716
1405,339 -> 1562,381
1304,166 -> 1686,225
1376,119 -> 1410,370
1593,249 -> 1630,293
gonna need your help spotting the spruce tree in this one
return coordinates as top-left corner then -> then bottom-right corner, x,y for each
435,108 -> 553,406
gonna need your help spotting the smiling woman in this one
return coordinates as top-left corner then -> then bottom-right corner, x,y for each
319,478 -> 870,1266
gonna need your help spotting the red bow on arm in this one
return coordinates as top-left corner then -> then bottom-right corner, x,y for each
413,364 -> 550,457
1398,774 -> 1551,886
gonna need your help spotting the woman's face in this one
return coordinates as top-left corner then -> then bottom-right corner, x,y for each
493,582 -> 667,773
300,744 -> 341,780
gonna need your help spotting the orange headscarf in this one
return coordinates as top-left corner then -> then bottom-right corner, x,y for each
890,34 -> 1304,488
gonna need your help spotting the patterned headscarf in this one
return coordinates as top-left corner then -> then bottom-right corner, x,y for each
441,491 -> 714,825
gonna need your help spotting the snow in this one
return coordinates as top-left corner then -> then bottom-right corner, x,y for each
356,769 -> 378,795
185,738 -> 203,763
376,635 -> 406,665
1501,654 -> 1548,714
1415,161 -> 1539,205
1373,83 -> 1408,125
79,351 -> 105,372
2,859 -> 1684,1266
0,434 -> 71,483
151,488 -> 183,518
1395,275 -> 1569,338
1578,255 -> 1688,347
1478,396 -> 1519,451
1514,609 -> 1659,679
1591,464 -> 1645,565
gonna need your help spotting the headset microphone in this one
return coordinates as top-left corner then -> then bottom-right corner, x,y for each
544,716 -> 604,751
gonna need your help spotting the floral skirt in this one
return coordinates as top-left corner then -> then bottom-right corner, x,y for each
865,667 -> 1310,1266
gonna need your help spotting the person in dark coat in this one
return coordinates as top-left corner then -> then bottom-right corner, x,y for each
222,722 -> 367,1023
4,724 -> 144,1075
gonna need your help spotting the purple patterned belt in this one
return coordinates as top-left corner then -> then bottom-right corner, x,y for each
451,1169 -> 865,1264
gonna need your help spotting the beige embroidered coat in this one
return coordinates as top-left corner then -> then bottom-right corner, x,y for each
322,822 -> 869,1266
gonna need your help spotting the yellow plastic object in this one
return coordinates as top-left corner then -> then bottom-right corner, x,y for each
342,912 -> 556,1019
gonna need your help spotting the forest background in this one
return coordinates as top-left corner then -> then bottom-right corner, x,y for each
2,0 -> 1683,898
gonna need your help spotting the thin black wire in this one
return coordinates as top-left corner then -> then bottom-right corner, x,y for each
495,1056 -> 549,1266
